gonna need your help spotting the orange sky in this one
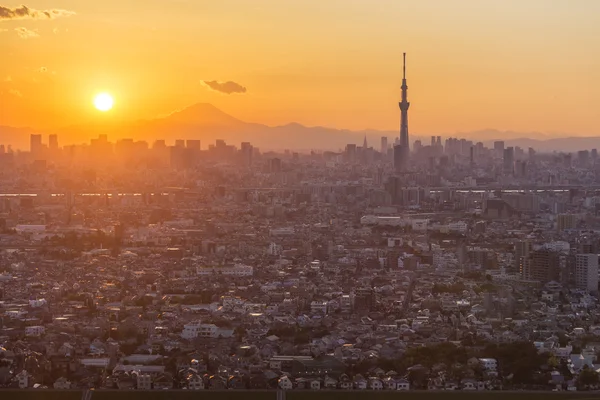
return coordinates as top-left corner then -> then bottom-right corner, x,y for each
1,0 -> 599,135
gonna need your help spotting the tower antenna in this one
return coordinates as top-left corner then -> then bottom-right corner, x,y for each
403,52 -> 406,79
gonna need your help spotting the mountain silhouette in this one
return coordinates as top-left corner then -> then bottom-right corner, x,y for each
159,102 -> 248,127
1,103 -> 598,152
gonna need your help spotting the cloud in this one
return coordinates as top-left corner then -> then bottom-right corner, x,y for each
202,80 -> 247,94
15,26 -> 38,38
0,5 -> 75,21
9,89 -> 22,97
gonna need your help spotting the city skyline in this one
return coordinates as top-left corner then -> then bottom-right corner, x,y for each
1,0 -> 599,137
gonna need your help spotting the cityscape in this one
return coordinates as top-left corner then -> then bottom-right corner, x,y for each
1,1 -> 600,399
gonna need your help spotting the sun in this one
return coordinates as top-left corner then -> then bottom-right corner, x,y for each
93,92 -> 114,112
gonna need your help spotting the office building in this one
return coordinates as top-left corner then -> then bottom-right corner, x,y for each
522,249 -> 560,283
514,240 -> 531,274
575,254 -> 598,293
494,141 -> 505,158
557,214 -> 576,231
186,140 -> 201,151
30,134 -> 42,155
48,134 -> 58,151
380,137 -> 388,154
503,147 -> 514,175
241,142 -> 253,167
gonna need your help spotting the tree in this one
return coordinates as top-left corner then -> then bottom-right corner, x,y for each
577,365 -> 599,388
547,354 -> 559,369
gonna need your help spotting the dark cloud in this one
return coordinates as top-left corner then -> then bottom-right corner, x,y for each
0,5 -> 75,21
202,80 -> 247,94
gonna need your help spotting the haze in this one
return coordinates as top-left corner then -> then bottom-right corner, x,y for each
1,0 -> 599,137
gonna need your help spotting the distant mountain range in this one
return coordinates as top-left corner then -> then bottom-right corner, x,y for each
1,102 -> 598,152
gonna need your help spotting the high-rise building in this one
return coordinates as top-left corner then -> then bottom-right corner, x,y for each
153,140 -> 166,149
186,140 -> 201,151
503,147 -> 514,175
522,249 -> 560,283
494,141 -> 505,158
398,52 -> 410,171
175,140 -> 185,148
514,240 -> 531,274
30,134 -> 42,154
345,144 -> 356,163
380,137 -> 388,154
48,134 -> 58,151
241,142 -> 253,167
557,214 -> 576,231
270,158 -> 282,173
575,254 -> 598,293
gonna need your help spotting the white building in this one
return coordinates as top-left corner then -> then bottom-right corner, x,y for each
181,322 -> 232,339
269,227 -> 295,236
448,221 -> 468,234
25,326 -> 45,337
29,298 -> 47,308
15,225 -> 46,234
310,301 -> 328,314
196,264 -> 253,276
576,254 -> 599,293
478,358 -> 498,371
16,370 -> 29,389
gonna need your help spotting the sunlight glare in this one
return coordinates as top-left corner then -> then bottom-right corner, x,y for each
94,93 -> 114,112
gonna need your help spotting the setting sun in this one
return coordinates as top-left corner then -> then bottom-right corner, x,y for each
93,93 -> 114,112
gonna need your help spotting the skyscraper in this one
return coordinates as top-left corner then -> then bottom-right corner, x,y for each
380,137 -> 387,154
575,254 -> 598,293
241,142 -> 253,167
48,134 -> 58,151
398,52 -> 410,171
503,147 -> 514,175
30,134 -> 42,155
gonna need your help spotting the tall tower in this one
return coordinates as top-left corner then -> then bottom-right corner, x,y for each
398,53 -> 410,169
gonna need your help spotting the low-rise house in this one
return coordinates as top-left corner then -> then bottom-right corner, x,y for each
353,374 -> 367,390
396,378 -> 410,390
310,379 -> 321,390
153,372 -> 174,390
278,375 -> 293,390
338,374 -> 353,390
16,370 -> 30,389
368,377 -> 383,390
136,373 -> 152,390
209,375 -> 227,389
324,375 -> 337,389
53,377 -> 71,389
